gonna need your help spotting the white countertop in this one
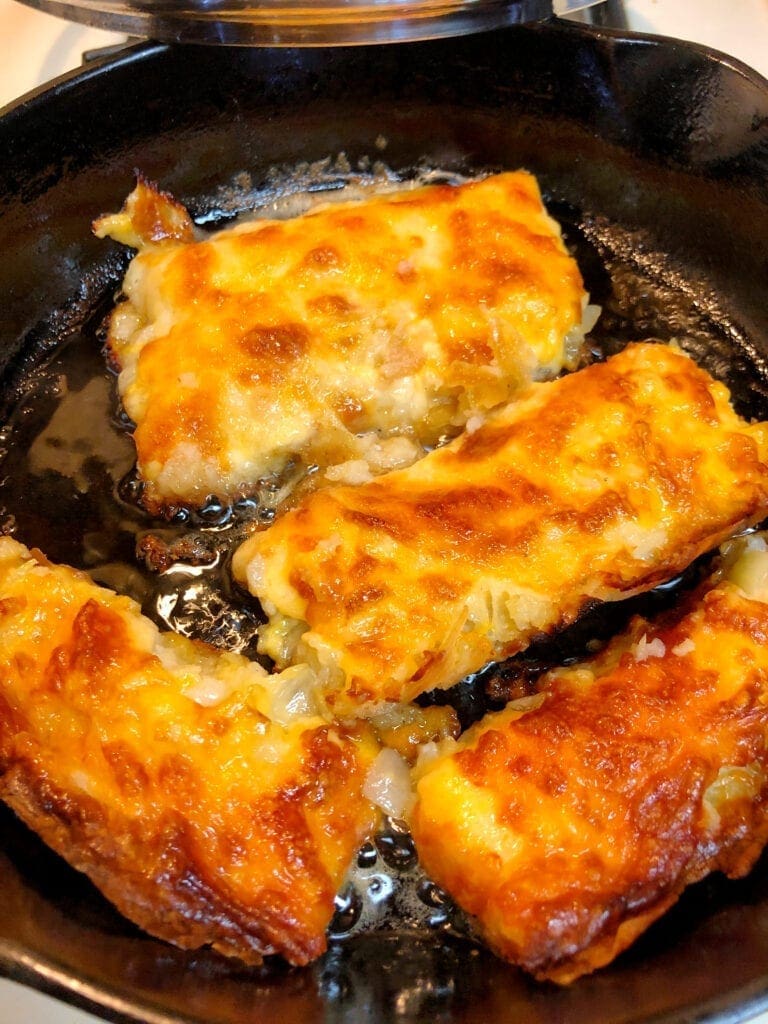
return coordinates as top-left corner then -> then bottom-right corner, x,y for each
0,1 -> 767,1021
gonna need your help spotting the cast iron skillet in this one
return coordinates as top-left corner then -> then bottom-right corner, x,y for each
1,17 -> 768,1024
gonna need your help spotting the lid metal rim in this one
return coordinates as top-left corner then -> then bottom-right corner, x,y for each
13,0 -> 554,44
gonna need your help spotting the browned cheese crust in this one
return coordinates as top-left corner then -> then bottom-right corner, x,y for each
411,557 -> 768,983
233,343 -> 768,711
94,172 -> 589,513
0,539 -> 379,965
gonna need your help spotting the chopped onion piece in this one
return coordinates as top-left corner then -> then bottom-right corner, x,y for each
726,543 -> 768,603
268,665 -> 324,726
363,748 -> 414,818
672,638 -> 696,657
325,460 -> 374,485
633,634 -> 666,662
465,414 -> 485,435
184,674 -> 233,707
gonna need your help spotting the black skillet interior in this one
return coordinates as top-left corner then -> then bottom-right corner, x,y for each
1,17 -> 768,1024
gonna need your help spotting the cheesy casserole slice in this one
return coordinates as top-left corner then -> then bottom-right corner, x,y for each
94,172 -> 590,514
411,537 -> 768,983
233,343 -> 768,711
0,538 -> 378,965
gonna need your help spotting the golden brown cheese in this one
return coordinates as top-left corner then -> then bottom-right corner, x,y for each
0,538 -> 379,965
94,172 -> 590,513
410,538 -> 768,984
233,343 -> 768,712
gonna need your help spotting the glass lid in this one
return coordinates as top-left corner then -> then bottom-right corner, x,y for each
12,0 -> 571,45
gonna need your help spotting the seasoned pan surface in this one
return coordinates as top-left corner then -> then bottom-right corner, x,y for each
1,19 -> 768,1024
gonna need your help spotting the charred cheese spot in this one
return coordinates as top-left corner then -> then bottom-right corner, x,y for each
102,740 -> 151,797
307,294 -> 356,317
234,344 -> 768,711
97,171 -> 591,513
301,244 -> 343,269
333,394 -> 365,426
411,554 -> 768,984
0,595 -> 25,618
236,323 -> 310,386
0,538 -> 379,965
444,335 -> 495,364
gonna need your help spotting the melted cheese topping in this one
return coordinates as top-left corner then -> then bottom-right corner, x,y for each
410,546 -> 768,984
95,172 -> 589,513
0,538 -> 378,965
234,343 -> 768,711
